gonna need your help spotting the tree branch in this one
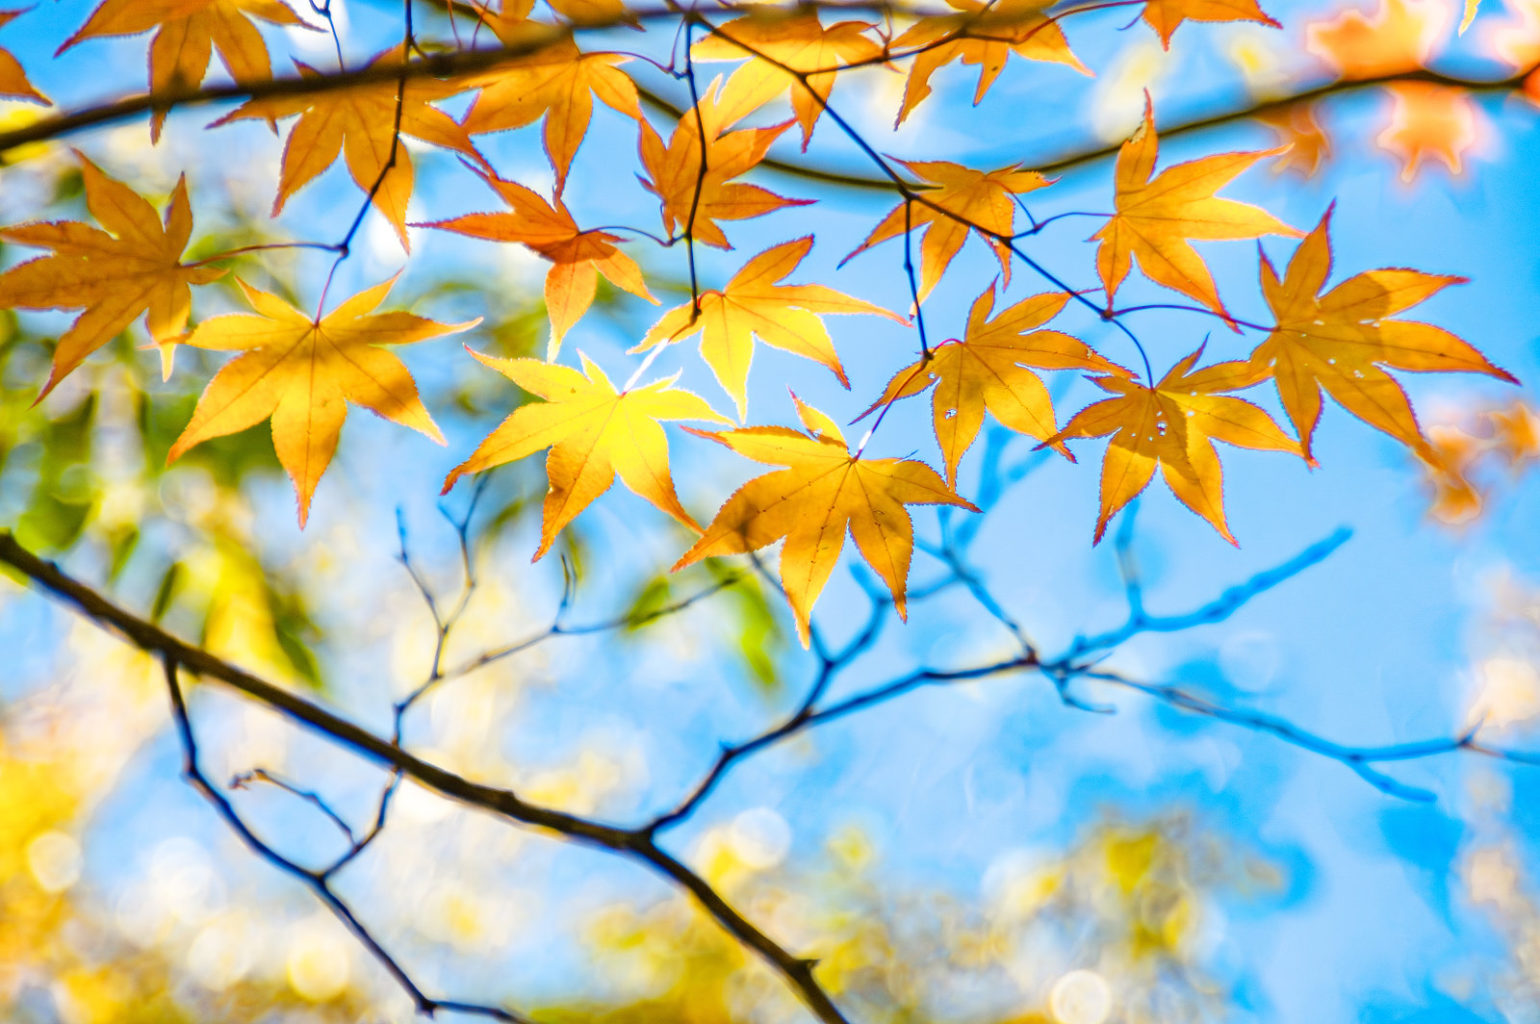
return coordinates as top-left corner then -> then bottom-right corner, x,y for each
0,530 -> 850,1024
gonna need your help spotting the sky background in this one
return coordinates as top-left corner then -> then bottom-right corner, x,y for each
3,0 -> 1540,1020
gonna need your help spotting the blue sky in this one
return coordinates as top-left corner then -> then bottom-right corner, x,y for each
3,0 -> 1540,1020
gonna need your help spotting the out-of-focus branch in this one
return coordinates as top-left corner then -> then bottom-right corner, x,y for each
0,530 -> 853,1024
162,655 -> 535,1023
1063,525 -> 1355,658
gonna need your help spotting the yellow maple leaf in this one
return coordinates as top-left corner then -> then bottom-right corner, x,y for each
168,277 -> 476,526
1249,206 -> 1517,460
1092,95 -> 1300,320
460,1 -> 642,190
0,10 -> 47,104
1045,348 -> 1302,544
639,82 -> 811,249
1485,0 -> 1540,69
635,237 -> 900,420
211,51 -> 484,249
0,154 -> 224,399
441,352 -> 729,560
890,0 -> 1089,126
859,285 -> 1131,486
676,395 -> 978,646
692,9 -> 884,147
1140,0 -> 1280,48
546,0 -> 635,26
843,160 -> 1051,304
417,169 -> 656,358
58,0 -> 310,140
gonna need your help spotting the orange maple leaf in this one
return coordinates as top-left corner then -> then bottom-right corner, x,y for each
0,10 -> 47,104
58,0 -> 311,140
1249,206 -> 1517,460
676,395 -> 978,646
211,51 -> 485,249
889,0 -> 1089,126
1306,0 -> 1482,181
168,278 -> 477,526
638,83 -> 810,249
1257,105 -> 1333,178
418,169 -> 656,357
859,285 -> 1130,486
1140,0 -> 1280,47
1376,83 -> 1481,180
1305,0 -> 1447,77
1490,401 -> 1540,466
843,160 -> 1051,304
692,9 -> 884,148
1418,422 -> 1485,524
1045,348 -> 1302,544
1092,96 -> 1300,321
635,237 -> 900,420
0,154 -> 224,399
460,0 -> 642,190
441,352 -> 729,559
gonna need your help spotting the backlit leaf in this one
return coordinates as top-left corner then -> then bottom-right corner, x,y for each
211,51 -> 485,249
442,351 -> 729,559
859,285 -> 1129,486
168,277 -> 476,525
1092,95 -> 1300,321
677,397 -> 978,646
635,237 -> 900,420
1046,348 -> 1302,544
1249,206 -> 1516,460
0,154 -> 224,399
843,160 -> 1051,304
417,169 -> 656,358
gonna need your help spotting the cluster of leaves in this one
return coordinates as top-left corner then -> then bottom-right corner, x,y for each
0,0 -> 1523,647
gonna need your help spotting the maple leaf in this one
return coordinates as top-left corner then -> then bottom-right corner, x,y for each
417,169 -> 656,358
692,9 -> 883,147
58,0 -> 310,141
890,0 -> 1089,126
843,160 -> 1051,304
1490,401 -> 1540,466
441,352 -> 729,559
1376,83 -> 1481,180
1257,105 -> 1333,178
168,277 -> 476,526
675,395 -> 978,646
1305,0 -> 1482,180
0,154 -> 224,399
460,1 -> 642,190
211,51 -> 484,249
1092,95 -> 1300,321
1248,206 -> 1517,460
546,0 -> 636,26
0,10 -> 47,104
638,83 -> 810,249
1140,0 -> 1280,47
1305,0 -> 1448,77
635,237 -> 900,420
1045,348 -> 1301,544
858,285 -> 1130,486
1418,422 -> 1485,524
